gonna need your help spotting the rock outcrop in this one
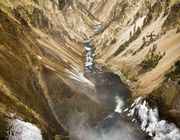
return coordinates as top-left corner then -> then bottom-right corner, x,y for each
0,0 -> 107,139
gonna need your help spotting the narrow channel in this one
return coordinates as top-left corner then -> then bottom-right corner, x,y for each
80,38 -> 150,140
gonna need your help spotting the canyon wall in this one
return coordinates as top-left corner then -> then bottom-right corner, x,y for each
0,0 -> 107,139
0,0 -> 179,139
88,0 -> 180,127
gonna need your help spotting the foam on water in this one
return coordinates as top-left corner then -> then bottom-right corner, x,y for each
8,119 -> 43,140
82,40 -> 95,71
127,97 -> 180,140
114,96 -> 124,113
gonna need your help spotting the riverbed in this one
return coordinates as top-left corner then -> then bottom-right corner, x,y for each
77,38 -> 180,140
77,39 -> 150,140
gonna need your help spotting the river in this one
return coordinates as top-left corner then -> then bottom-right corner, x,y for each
78,38 -> 180,140
80,39 -> 150,140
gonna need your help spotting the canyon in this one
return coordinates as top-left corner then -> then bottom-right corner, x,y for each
0,0 -> 180,140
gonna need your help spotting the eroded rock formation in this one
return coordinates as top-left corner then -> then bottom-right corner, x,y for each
0,0 -> 179,139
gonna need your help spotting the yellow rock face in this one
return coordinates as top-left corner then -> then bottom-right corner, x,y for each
0,0 -> 179,138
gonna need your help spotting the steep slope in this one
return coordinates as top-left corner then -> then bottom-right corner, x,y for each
0,0 -> 180,139
0,0 -> 109,139
87,0 -> 180,127
92,0 -> 179,92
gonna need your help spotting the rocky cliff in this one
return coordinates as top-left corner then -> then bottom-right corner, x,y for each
0,0 -> 179,139
90,0 -> 180,128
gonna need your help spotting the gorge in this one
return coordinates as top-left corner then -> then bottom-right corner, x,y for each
0,0 -> 180,140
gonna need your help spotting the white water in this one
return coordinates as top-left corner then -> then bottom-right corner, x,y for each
114,96 -> 124,113
8,119 -> 43,140
121,97 -> 180,140
83,40 -> 95,69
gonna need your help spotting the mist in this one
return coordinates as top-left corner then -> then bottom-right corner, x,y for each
68,111 -> 146,140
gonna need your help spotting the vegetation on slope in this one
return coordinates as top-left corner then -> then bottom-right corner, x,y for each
113,27 -> 141,56
165,60 -> 180,84
139,44 -> 165,72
